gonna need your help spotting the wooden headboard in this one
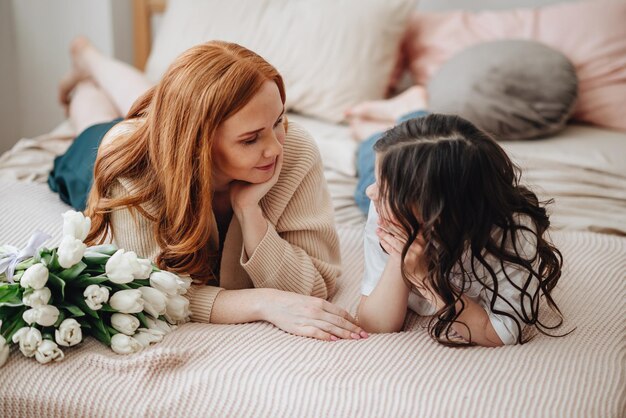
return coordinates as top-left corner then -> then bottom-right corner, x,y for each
133,0 -> 167,70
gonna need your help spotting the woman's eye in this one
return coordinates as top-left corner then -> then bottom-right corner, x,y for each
242,135 -> 258,146
273,117 -> 284,128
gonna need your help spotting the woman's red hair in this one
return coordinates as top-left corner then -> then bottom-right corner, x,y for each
85,41 -> 286,282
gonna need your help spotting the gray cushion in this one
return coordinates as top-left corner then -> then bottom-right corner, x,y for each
427,40 -> 578,140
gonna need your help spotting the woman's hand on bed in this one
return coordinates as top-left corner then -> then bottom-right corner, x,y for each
261,289 -> 368,341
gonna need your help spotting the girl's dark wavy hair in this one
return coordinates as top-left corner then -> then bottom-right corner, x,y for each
374,114 -> 564,346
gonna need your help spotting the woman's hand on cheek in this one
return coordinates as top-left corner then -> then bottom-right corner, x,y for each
230,153 -> 284,217
261,289 -> 369,341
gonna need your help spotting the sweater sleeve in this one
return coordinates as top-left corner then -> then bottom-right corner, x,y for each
238,140 -> 342,300
108,182 -> 223,324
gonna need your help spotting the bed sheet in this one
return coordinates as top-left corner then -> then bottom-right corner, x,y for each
0,180 -> 623,417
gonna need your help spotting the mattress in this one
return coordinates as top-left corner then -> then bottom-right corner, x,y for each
0,118 -> 625,417
0,181 -> 624,417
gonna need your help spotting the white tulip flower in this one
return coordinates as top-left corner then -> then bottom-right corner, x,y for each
19,264 -> 49,290
0,335 -> 9,368
136,258 -> 153,280
22,287 -> 52,307
12,327 -> 43,358
110,313 -> 140,336
133,328 -> 165,348
54,318 -> 82,347
23,305 -> 60,327
149,271 -> 190,296
164,294 -> 191,323
34,339 -> 64,364
145,316 -> 175,333
110,334 -> 143,355
86,243 -> 118,255
105,250 -> 150,284
83,285 -> 110,311
109,289 -> 144,314
62,210 -> 91,242
139,287 -> 167,318
57,235 -> 87,268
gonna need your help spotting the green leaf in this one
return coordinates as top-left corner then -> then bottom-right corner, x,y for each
53,310 -> 66,328
12,270 -> 24,283
136,312 -> 150,329
42,329 -> 54,341
47,272 -> 66,299
86,316 -> 111,345
67,274 -> 109,288
0,283 -> 23,308
112,283 -> 132,290
57,261 -> 87,281
83,267 -> 106,276
39,250 -> 53,268
83,252 -> 111,266
100,304 -> 117,313
125,279 -> 149,289
69,295 -> 99,319
14,257 -> 36,271
0,305 -> 20,321
35,247 -> 51,264
2,308 -> 27,341
58,302 -> 85,317
48,249 -> 61,272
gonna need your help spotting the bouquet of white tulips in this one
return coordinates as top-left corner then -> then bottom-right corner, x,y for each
0,210 -> 191,367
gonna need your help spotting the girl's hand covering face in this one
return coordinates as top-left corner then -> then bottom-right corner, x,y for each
263,290 -> 368,341
376,217 -> 428,286
230,152 -> 283,214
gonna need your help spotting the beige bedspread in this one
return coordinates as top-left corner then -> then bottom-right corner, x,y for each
0,181 -> 624,417
0,118 -> 625,416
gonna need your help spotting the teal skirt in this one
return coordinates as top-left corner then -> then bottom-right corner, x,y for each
48,118 -> 122,210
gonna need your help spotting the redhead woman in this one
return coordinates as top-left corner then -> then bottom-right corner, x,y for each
48,37 -> 368,341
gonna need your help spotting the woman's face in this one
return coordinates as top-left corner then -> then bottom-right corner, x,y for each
212,80 -> 285,190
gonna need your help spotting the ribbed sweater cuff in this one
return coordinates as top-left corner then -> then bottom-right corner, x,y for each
187,285 -> 223,323
240,222 -> 287,288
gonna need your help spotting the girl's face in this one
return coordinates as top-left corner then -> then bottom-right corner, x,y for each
367,154 -> 422,225
212,81 -> 285,190
365,154 -> 392,221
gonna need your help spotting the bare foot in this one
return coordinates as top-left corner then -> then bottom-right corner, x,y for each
349,118 -> 394,142
345,85 -> 429,123
58,36 -> 97,110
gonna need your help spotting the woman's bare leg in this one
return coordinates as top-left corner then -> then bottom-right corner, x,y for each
69,80 -> 119,134
345,85 -> 429,122
59,36 -> 154,117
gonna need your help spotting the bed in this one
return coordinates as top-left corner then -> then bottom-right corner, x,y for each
0,1 -> 624,417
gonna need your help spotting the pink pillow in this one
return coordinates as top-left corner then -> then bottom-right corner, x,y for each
401,1 -> 626,132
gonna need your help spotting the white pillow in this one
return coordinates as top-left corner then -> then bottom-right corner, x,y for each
145,0 -> 416,122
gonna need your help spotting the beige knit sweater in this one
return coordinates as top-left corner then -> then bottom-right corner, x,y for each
103,121 -> 341,323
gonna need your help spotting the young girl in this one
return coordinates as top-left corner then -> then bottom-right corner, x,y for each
357,114 -> 563,347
